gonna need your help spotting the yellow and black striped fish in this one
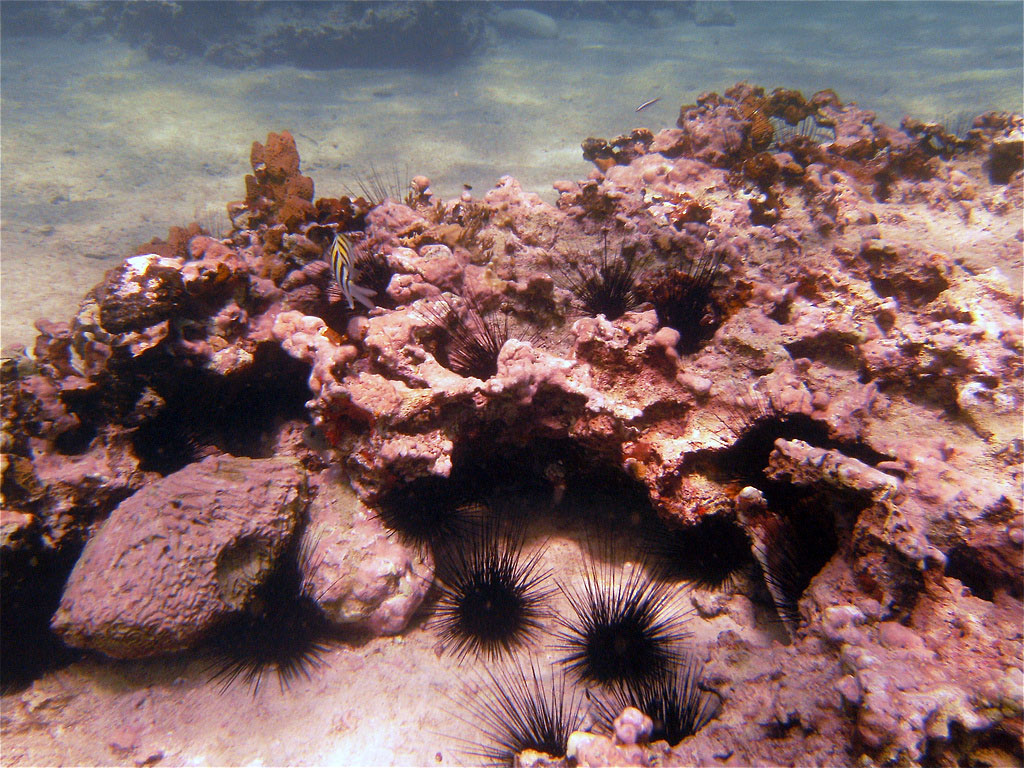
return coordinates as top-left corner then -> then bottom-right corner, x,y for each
328,233 -> 376,310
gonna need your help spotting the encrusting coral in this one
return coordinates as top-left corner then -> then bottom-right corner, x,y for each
1,87 -> 1022,765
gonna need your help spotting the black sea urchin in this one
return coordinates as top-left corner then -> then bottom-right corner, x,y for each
748,506 -> 837,638
645,513 -> 753,591
450,661 -> 585,767
422,296 -> 511,380
596,654 -> 720,747
208,534 -> 334,694
559,237 -> 647,321
636,249 -> 724,354
352,248 -> 394,308
375,476 -> 485,551
431,519 -> 552,660
349,162 -> 412,207
554,558 -> 690,687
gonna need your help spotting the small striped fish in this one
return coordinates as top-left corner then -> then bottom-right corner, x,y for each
328,233 -> 376,310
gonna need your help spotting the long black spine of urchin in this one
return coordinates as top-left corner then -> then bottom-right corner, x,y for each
749,511 -> 828,638
207,530 -> 335,695
431,517 -> 553,660
559,238 -> 647,320
644,513 -> 753,591
421,296 -> 510,380
373,477 -> 485,550
596,654 -> 721,747
446,308 -> 509,380
353,248 -> 394,307
448,661 -> 585,767
554,557 -> 691,687
638,249 -> 725,354
348,161 -> 411,207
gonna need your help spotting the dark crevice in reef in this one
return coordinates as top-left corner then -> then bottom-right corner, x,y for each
377,418 -> 881,629
745,483 -> 873,638
943,545 -> 1007,601
784,333 -> 862,372
1,533 -> 83,692
678,413 -> 885,628
375,424 -> 868,630
52,421 -> 99,456
704,412 -> 892,487
769,485 -> 853,565
377,433 -> 656,552
923,720 -> 1024,768
452,432 -> 655,527
872,373 -> 961,417
131,343 -> 312,475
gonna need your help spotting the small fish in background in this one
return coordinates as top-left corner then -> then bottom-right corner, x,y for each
327,233 -> 376,310
635,97 -> 662,113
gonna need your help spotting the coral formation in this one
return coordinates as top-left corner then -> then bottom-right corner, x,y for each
237,131 -> 316,231
2,85 -> 1022,765
302,471 -> 431,636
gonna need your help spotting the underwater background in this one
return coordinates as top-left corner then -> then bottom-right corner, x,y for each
2,0 -> 1021,349
1,3 -> 1023,767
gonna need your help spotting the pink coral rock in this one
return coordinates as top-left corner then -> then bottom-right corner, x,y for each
52,455 -> 306,659
302,470 -> 431,635
3,84 -> 1021,767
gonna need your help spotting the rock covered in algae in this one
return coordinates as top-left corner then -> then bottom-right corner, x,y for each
52,455 -> 306,659
301,469 -> 432,636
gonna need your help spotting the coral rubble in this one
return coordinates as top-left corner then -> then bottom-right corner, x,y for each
1,87 -> 1022,765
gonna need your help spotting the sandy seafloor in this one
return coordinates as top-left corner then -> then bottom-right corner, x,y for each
1,2 -> 1022,766
3,1 -> 1022,350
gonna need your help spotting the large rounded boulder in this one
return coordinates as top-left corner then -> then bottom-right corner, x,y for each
51,455 -> 307,659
